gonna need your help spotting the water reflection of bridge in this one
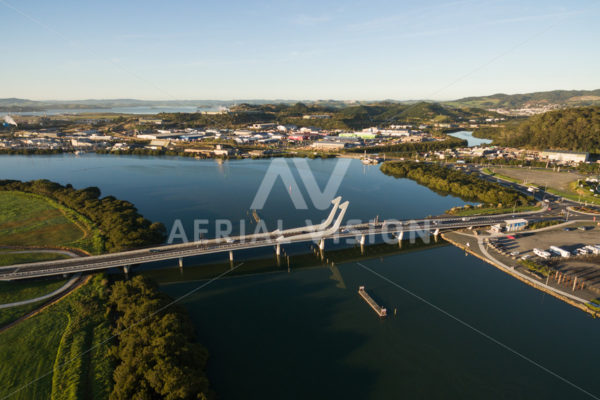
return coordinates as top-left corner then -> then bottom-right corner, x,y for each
144,235 -> 449,288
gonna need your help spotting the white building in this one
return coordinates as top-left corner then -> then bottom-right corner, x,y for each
251,123 -> 277,130
540,150 -> 589,164
504,218 -> 528,232
233,130 -> 253,137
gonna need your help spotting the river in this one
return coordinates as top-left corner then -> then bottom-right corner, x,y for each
449,130 -> 492,147
0,154 -> 598,399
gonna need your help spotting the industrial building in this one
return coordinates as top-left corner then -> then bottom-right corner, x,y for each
311,141 -> 348,151
540,150 -> 589,164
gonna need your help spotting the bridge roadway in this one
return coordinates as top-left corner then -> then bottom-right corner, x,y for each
0,210 -> 548,280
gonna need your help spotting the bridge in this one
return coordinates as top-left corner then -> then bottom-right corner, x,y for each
0,196 -> 558,280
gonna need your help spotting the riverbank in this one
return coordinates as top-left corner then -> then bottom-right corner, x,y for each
442,230 -> 600,317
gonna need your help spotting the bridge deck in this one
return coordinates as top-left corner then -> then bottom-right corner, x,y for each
0,214 -> 539,280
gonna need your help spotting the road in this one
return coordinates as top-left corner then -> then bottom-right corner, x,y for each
0,213 -> 581,281
1,171 -> 597,281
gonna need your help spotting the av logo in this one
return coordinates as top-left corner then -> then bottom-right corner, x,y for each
250,158 -> 352,210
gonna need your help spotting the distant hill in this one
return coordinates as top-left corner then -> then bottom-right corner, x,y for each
0,98 -> 386,113
447,89 -> 600,109
392,101 -> 497,122
477,106 -> 600,152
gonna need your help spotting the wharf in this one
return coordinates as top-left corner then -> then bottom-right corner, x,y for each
358,286 -> 387,317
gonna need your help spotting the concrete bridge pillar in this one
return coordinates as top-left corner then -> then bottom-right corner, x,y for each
433,228 -> 440,237
319,239 -> 325,251
572,276 -> 578,292
359,235 -> 366,246
178,257 -> 183,268
397,231 -> 404,246
123,265 -> 130,274
276,243 -> 281,256
229,250 -> 234,262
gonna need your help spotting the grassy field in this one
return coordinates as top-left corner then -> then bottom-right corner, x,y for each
0,191 -> 104,254
0,277 -> 67,304
0,191 -> 84,246
0,301 -> 46,327
447,204 -> 541,216
0,252 -> 72,327
0,191 -> 107,352
0,275 -> 113,400
0,251 -> 70,267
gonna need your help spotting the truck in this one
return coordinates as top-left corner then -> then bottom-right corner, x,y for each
549,245 -> 570,258
533,248 -> 552,259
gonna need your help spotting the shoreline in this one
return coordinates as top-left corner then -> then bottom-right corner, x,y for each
442,232 -> 599,317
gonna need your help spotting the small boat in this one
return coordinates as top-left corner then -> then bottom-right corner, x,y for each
361,158 -> 379,165
360,151 -> 380,165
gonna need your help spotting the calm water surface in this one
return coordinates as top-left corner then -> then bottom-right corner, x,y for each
449,130 -> 493,147
1,154 -> 598,399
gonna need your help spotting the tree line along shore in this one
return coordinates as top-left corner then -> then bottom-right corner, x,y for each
0,180 -> 213,400
380,161 -> 533,208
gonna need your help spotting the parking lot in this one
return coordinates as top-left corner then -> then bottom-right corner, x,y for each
490,221 -> 600,258
488,221 -> 600,296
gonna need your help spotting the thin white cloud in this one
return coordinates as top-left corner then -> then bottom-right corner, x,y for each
486,10 -> 582,25
347,0 -> 476,32
292,14 -> 332,25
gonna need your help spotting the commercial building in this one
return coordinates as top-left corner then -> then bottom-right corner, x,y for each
540,150 -> 589,164
504,218 -> 528,232
311,141 -> 347,151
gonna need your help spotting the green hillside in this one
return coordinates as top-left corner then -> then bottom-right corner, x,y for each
448,89 -> 600,109
474,106 -> 600,152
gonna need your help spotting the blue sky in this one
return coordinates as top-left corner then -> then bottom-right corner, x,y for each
1,0 -> 599,100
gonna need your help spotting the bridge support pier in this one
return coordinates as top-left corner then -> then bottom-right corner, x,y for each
319,239 -> 325,251
123,265 -> 130,275
229,250 -> 234,262
178,257 -> 183,268
397,231 -> 404,247
359,235 -> 366,246
276,243 -> 281,256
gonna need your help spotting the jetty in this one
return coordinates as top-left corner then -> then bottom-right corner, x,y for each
358,286 -> 387,317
